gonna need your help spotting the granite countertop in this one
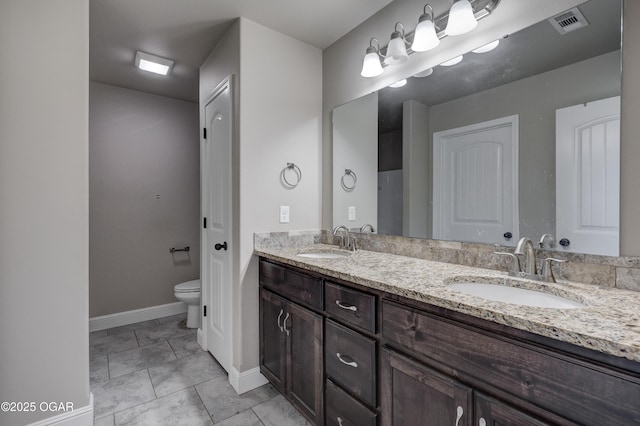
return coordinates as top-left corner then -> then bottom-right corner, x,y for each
255,244 -> 640,363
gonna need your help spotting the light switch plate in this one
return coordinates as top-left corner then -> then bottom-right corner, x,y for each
348,206 -> 356,221
280,206 -> 290,223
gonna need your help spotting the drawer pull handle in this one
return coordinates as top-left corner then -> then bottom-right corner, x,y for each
337,416 -> 345,426
336,353 -> 358,368
455,406 -> 463,426
336,300 -> 357,312
277,309 -> 284,332
479,418 -> 486,426
283,313 -> 290,336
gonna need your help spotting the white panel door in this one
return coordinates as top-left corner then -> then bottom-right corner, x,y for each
203,78 -> 232,373
556,96 -> 620,256
433,115 -> 519,246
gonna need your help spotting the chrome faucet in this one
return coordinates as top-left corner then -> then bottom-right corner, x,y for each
494,237 -> 567,283
332,225 -> 351,249
515,237 -> 537,275
360,224 -> 375,233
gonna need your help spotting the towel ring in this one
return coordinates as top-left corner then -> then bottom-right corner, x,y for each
281,162 -> 302,188
341,169 -> 357,191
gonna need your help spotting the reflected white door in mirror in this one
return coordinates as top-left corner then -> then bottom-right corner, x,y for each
556,96 -> 620,257
433,115 -> 519,246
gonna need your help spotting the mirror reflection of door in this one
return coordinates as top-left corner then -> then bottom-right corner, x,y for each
556,96 -> 620,256
433,115 -> 519,246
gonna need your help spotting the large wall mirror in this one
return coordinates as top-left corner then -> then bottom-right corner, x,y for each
332,0 -> 621,256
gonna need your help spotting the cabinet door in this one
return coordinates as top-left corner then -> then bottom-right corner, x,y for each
380,348 -> 472,426
287,302 -> 324,425
259,289 -> 287,393
475,393 -> 550,426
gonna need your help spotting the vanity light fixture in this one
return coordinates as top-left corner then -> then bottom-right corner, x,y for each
384,23 -> 409,65
135,51 -> 174,76
440,55 -> 464,66
360,38 -> 384,77
359,0 -> 500,78
413,68 -> 434,78
389,79 -> 407,88
472,39 -> 500,53
445,0 -> 478,36
411,5 -> 440,52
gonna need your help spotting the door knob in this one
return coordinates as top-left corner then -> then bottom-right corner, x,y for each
559,238 -> 570,247
503,232 -> 512,239
214,242 -> 228,251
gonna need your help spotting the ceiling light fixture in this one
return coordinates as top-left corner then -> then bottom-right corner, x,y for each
134,51 -> 174,76
472,39 -> 500,53
411,5 -> 440,52
360,38 -> 384,77
389,79 -> 407,88
384,23 -> 409,65
359,0 -> 500,78
440,55 -> 464,66
445,0 -> 478,36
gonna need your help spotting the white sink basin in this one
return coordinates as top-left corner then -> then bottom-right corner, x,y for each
296,250 -> 351,259
448,282 -> 584,309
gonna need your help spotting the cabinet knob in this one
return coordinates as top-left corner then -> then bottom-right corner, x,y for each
559,238 -> 570,247
336,300 -> 357,312
455,406 -> 464,426
336,353 -> 358,368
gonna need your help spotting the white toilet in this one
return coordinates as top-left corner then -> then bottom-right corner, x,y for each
174,279 -> 201,329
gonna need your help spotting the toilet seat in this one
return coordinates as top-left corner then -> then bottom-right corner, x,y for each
175,279 -> 200,293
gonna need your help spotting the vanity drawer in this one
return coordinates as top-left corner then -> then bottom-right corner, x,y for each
381,300 -> 640,426
259,260 -> 323,311
325,319 -> 377,407
325,281 -> 376,333
326,379 -> 377,426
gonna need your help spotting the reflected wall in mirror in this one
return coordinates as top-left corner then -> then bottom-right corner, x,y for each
332,0 -> 621,256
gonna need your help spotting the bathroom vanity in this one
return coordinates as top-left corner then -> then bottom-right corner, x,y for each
256,245 -> 640,426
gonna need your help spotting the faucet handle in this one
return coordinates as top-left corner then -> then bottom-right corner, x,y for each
541,258 -> 567,283
493,252 -> 521,274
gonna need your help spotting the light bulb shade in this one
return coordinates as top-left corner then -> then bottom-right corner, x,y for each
384,32 -> 409,65
361,48 -> 383,77
445,0 -> 478,36
389,79 -> 407,88
440,55 -> 463,66
411,17 -> 440,52
472,39 -> 500,53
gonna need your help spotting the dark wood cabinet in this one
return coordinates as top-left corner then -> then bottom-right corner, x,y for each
258,257 -> 640,426
474,393 -> 549,426
259,286 -> 323,425
380,348 -> 472,426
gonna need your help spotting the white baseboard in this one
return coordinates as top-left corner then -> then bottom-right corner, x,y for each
89,302 -> 187,332
27,393 -> 93,426
197,327 -> 206,350
229,366 -> 269,395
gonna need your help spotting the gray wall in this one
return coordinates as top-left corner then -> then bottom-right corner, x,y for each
89,82 -> 200,317
430,50 -> 620,241
0,0 -> 90,425
322,0 -> 587,230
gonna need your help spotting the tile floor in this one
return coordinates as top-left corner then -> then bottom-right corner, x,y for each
90,313 -> 310,426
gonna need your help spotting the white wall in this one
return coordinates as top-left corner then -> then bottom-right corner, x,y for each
322,0 -> 588,228
89,82 -> 200,317
0,0 -> 90,425
199,18 -> 322,377
332,92 -> 378,230
402,100 -> 431,238
239,18 -> 323,370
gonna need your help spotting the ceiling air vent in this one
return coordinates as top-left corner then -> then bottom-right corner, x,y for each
549,7 -> 589,35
